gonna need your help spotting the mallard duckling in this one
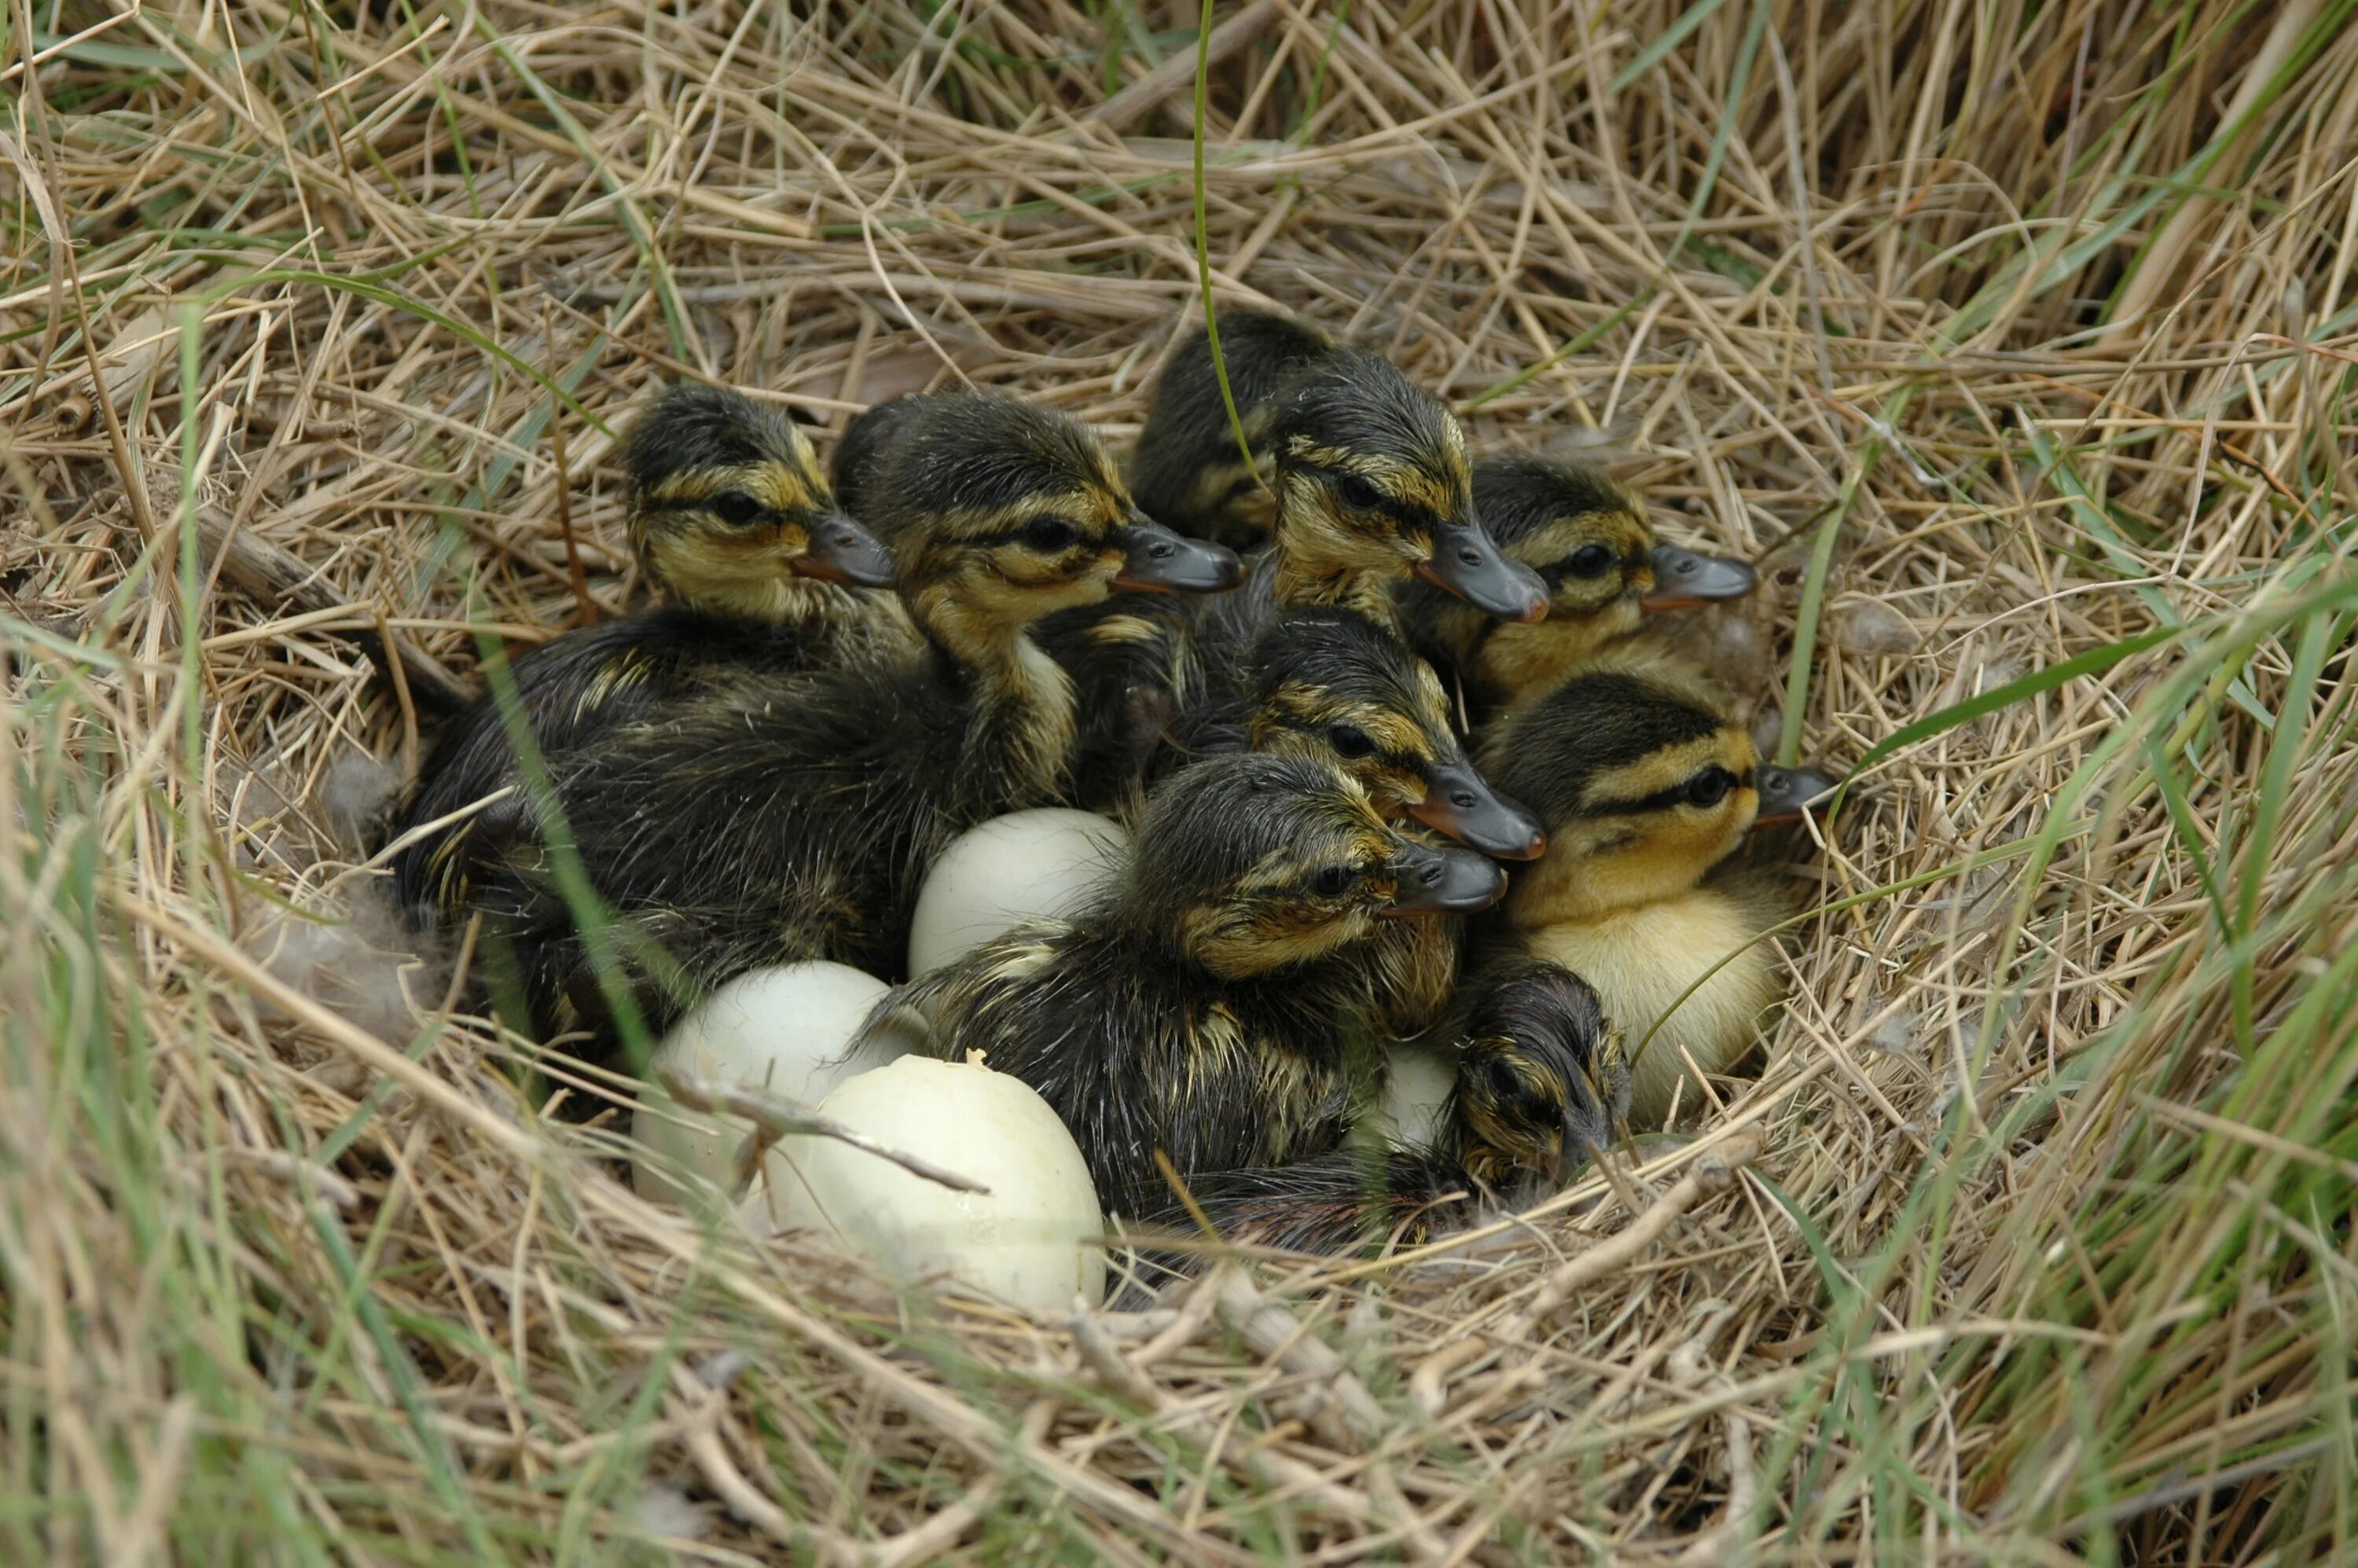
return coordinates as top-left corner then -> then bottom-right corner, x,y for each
1403,451 -> 1756,718
1177,607 -> 1541,857
863,753 -> 1508,1217
1122,959 -> 1627,1262
466,391 -> 1236,1044
390,384 -> 896,927
1126,309 -> 1339,550
1138,308 -> 1548,628
1476,656 -> 1839,1126
1174,605 -> 1544,1034
846,395 -> 1243,815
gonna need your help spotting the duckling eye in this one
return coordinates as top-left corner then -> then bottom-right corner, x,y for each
1332,472 -> 1384,512
1328,722 -> 1377,759
1565,543 -> 1614,578
1019,516 -> 1080,553
711,490 -> 764,527
1684,766 -> 1735,808
1311,865 -> 1357,898
1478,1057 -> 1555,1122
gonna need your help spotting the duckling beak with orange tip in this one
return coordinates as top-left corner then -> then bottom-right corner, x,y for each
1379,839 -> 1509,917
1406,758 -> 1546,861
1754,763 -> 1845,826
1113,515 -> 1245,593
1416,521 -> 1551,622
792,512 -> 897,587
1640,544 -> 1757,611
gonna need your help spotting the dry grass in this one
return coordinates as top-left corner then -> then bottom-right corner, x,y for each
5,0 -> 2357,1560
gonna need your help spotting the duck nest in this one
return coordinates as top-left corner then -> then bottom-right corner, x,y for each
6,1 -> 2356,1560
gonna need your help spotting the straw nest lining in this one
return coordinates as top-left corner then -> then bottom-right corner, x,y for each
4,0 -> 2356,1559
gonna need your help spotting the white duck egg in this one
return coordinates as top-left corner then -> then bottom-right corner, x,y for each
907,809 -> 1127,978
1367,1035 -> 1458,1150
631,961 -> 898,1207
775,1054 -> 1106,1313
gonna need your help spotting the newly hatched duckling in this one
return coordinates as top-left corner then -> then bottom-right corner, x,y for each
1126,309 -> 1340,551
1125,960 -> 1628,1262
863,754 -> 1508,1217
1173,606 -> 1545,1033
1403,451 -> 1756,719
850,394 -> 1244,814
1141,308 -> 1548,631
466,392 -> 1236,1045
1175,607 -> 1541,857
391,384 -> 896,928
1477,655 -> 1839,1126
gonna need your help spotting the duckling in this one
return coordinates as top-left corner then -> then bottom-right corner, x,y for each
390,384 -> 897,928
1120,959 -> 1628,1264
861,753 -> 1508,1218
1126,309 -> 1339,551
465,391 -> 1237,1045
1475,655 -> 1840,1126
1177,607 -> 1541,858
1173,605 -> 1546,1034
846,395 -> 1243,816
1137,308 -> 1548,633
1403,451 -> 1757,719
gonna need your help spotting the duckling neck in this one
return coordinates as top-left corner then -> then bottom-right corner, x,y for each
1269,553 -> 1403,629
1475,606 -> 1642,703
1506,839 -> 1717,928
920,598 -> 1078,804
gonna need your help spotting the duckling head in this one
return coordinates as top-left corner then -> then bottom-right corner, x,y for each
837,391 -> 1240,656
1480,661 -> 1770,926
626,384 -> 895,619
1269,353 -> 1546,622
1243,609 -> 1544,860
1121,754 -> 1508,981
1449,959 -> 1628,1189
1412,454 -> 1756,699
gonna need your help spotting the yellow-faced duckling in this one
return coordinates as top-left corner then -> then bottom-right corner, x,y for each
1403,451 -> 1756,719
466,391 -> 1236,1045
1476,656 -> 1839,1126
1140,308 -> 1548,630
1123,959 -> 1627,1265
1177,607 -> 1541,857
847,394 -> 1244,814
1173,605 -> 1546,1034
864,753 -> 1508,1217
390,384 -> 896,927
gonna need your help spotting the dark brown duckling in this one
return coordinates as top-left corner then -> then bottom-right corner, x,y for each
1120,959 -> 1627,1268
1403,451 -> 1755,719
463,392 -> 1236,1048
1151,309 -> 1547,633
860,753 -> 1508,1218
388,384 -> 896,929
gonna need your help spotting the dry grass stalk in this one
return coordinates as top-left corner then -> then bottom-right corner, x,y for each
4,0 -> 2356,1560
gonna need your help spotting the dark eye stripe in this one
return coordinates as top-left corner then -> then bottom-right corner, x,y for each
1585,769 -> 1754,817
1307,461 -> 1441,531
1266,710 -> 1414,763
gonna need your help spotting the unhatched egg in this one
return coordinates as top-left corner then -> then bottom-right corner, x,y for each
631,961 -> 899,1206
775,1054 -> 1106,1312
906,809 -> 1128,978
